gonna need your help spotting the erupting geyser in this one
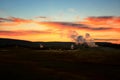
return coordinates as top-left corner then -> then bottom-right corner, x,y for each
84,33 -> 98,47
76,36 -> 85,45
70,31 -> 98,47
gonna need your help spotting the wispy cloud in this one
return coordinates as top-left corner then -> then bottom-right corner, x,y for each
1,16 -> 120,33
7,16 -> 32,23
35,16 -> 48,19
35,16 -> 52,21
1,16 -> 120,32
68,8 -> 76,12
0,30 -> 52,36
95,38 -> 120,41
0,17 -> 13,22
95,38 -> 120,44
0,16 -> 120,43
39,22 -> 113,31
81,16 -> 120,28
0,17 -> 33,26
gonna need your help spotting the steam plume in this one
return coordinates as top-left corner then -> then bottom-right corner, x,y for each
85,33 -> 98,47
69,31 -> 98,47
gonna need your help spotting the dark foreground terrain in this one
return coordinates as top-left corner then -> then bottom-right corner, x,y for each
0,47 -> 120,80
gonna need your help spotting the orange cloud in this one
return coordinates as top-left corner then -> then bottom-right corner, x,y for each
1,16 -> 119,32
0,17 -> 32,23
0,22 -> 18,26
0,30 -> 52,36
0,16 -> 120,43
35,16 -> 52,21
8,16 -> 32,23
81,16 -> 120,28
38,22 -> 112,32
0,17 -> 33,26
95,38 -> 120,44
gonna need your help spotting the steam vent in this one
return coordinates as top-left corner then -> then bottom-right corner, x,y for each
38,33 -> 98,50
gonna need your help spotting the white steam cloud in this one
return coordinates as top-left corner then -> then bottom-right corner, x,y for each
70,31 -> 98,47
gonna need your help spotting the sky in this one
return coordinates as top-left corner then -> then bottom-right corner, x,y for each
0,0 -> 120,44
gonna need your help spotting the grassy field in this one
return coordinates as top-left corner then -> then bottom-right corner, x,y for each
0,47 -> 120,80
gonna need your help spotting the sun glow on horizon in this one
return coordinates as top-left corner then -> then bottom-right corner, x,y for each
0,0 -> 120,44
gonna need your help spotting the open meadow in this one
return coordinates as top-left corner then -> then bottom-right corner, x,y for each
0,47 -> 120,80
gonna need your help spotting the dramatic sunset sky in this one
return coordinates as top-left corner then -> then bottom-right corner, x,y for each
0,0 -> 120,44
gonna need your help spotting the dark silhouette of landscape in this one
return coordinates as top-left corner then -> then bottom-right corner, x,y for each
0,38 -> 120,80
0,38 -> 120,49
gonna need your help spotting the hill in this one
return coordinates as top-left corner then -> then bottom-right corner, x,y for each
0,38 -> 120,80
0,38 -> 120,49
